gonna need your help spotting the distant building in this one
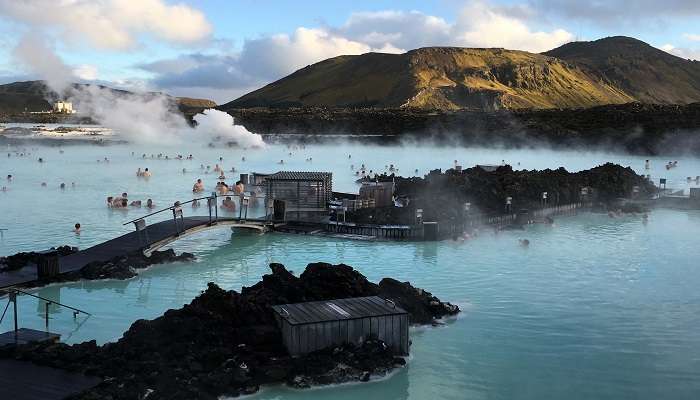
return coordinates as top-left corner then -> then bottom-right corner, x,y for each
53,101 -> 75,114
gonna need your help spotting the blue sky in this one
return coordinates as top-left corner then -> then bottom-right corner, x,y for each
1,0 -> 700,103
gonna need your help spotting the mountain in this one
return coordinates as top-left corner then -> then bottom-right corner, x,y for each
544,36 -> 700,104
222,37 -> 700,111
0,80 -> 216,115
222,47 -> 633,111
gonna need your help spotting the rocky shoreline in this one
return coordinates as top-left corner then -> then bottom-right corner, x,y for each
224,103 -> 700,155
0,262 -> 459,399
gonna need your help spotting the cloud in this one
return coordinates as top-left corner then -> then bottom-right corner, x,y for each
661,44 -> 700,61
73,64 -> 99,81
452,2 -> 573,52
531,0 -> 700,25
139,27 -> 395,99
0,0 -> 212,50
142,1 -> 572,102
683,33 -> 700,42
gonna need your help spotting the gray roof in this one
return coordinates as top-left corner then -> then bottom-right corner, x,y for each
267,171 -> 332,181
271,296 -> 407,325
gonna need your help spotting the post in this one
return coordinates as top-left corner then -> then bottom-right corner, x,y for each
10,290 -> 17,334
45,301 -> 50,332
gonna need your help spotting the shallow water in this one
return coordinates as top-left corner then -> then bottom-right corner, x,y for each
2,140 -> 700,399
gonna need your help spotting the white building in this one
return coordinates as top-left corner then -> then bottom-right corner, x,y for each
53,101 -> 75,114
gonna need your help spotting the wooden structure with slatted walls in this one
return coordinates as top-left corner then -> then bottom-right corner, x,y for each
271,296 -> 409,356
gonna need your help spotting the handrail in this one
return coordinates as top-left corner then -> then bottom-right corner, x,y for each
123,194 -> 215,226
11,288 -> 91,316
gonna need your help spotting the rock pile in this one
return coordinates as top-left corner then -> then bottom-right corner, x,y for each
0,262 -> 458,399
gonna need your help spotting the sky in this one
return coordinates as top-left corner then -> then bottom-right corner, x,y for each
1,0 -> 700,104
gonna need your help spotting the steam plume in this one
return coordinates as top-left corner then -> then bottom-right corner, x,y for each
12,33 -> 264,147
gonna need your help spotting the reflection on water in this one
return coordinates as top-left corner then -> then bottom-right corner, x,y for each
2,143 -> 700,399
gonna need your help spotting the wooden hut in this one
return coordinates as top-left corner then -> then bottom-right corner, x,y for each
266,171 -> 333,221
271,296 -> 409,356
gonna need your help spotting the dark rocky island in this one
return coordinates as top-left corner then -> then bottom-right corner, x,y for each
0,262 -> 459,399
349,162 -> 656,226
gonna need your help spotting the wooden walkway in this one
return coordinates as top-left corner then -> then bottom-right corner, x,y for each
0,359 -> 101,400
1,216 -> 269,289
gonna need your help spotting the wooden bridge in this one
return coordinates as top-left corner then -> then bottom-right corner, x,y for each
0,195 -> 272,289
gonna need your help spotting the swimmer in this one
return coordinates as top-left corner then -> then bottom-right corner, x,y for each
241,156 -> 245,162
222,196 -> 236,211
230,167 -> 236,172
645,159 -> 650,170
192,199 -> 200,208
146,199 -> 155,209
182,168 -> 187,174
38,157 -> 43,163
71,182 -> 75,188
130,200 -> 142,207
193,179 -> 205,192
107,196 -> 113,207
6,174 -> 12,181
519,239 -> 530,247
60,183 -> 66,190
234,181 -> 245,194
41,182 -> 47,187
278,159 -> 284,164
214,164 -> 221,172
200,164 -> 205,170
137,168 -> 143,177
219,157 -> 223,161
143,168 -> 151,178
74,223 -> 81,234
218,174 -> 226,180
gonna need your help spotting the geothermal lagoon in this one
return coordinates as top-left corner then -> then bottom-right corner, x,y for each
2,133 -> 700,399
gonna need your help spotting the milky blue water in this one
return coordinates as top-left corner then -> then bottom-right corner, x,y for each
2,138 -> 700,399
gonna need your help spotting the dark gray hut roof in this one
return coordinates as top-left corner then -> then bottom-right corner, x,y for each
271,296 -> 407,325
267,171 -> 332,181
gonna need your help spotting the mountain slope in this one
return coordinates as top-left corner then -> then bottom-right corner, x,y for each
222,47 -> 633,111
543,36 -> 700,104
222,47 -> 639,111
0,81 -> 216,115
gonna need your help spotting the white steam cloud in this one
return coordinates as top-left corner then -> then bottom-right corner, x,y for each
12,34 -> 264,147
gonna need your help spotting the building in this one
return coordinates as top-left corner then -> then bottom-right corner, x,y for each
359,181 -> 395,207
271,296 -> 409,356
266,171 -> 332,221
53,101 -> 75,114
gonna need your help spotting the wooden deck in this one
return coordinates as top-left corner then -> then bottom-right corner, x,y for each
0,328 -> 60,346
0,359 -> 101,400
0,216 -> 269,289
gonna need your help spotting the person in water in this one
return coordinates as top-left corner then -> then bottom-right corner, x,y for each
136,168 -> 142,177
191,199 -> 200,208
234,181 -> 245,194
519,239 -> 530,247
60,183 -> 66,189
130,200 -> 142,207
193,179 -> 205,192
74,223 -> 81,234
222,196 -> 236,211
146,199 -> 155,209
142,168 -> 151,178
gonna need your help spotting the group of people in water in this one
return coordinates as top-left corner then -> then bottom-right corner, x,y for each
107,192 -> 155,209
136,168 -> 152,178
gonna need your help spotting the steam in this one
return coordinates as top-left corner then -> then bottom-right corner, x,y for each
12,34 -> 264,147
